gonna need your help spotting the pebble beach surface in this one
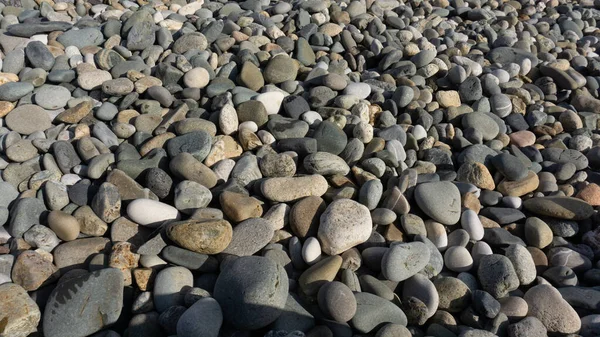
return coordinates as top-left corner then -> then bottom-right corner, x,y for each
1,0 -> 600,336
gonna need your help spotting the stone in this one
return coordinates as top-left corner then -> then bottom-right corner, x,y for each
435,277 -> 471,313
523,196 -> 594,220
351,292 -> 407,334
382,242 -> 430,282
317,281 -> 357,323
524,284 -> 581,334
0,283 -> 41,337
478,254 -> 519,298
166,219 -> 232,255
5,105 -> 52,135
153,266 -> 193,312
318,199 -> 372,255
43,268 -> 123,337
177,297 -> 223,337
492,153 -> 528,181
456,162 -> 495,190
183,67 -> 210,88
415,181 -> 461,225
299,255 -> 342,296
221,218 -> 273,256
264,55 -> 298,84
34,85 -> 71,110
261,175 -> 328,202
220,191 -> 262,222
127,199 -> 180,227
47,210 -> 80,241
214,256 -> 288,330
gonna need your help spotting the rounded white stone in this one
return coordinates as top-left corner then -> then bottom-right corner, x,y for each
460,209 -> 484,241
127,198 -> 180,227
302,237 -> 321,265
255,91 -> 285,115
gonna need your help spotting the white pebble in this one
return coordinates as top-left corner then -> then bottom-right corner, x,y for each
127,199 -> 180,227
239,121 -> 258,133
460,209 -> 484,241
444,246 -> 473,272
256,91 -> 285,115
302,237 -> 322,265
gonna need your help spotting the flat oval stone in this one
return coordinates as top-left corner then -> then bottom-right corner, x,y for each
154,266 -> 193,312
0,82 -> 34,101
166,219 -> 232,255
523,197 -> 594,220
524,284 -> 581,334
177,297 -> 223,337
213,256 -> 288,330
57,28 -> 105,49
221,218 -> 273,256
261,175 -> 328,202
415,181 -> 461,225
318,198 -> 372,255
352,292 -> 407,334
317,281 -> 357,323
5,104 -> 51,135
381,242 -> 430,282
0,283 -> 41,337
477,254 -> 519,298
127,199 -> 180,227
43,268 -> 123,337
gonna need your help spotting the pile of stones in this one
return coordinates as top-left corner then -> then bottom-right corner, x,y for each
1,0 -> 600,336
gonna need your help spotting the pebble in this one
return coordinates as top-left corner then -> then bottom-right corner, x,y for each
382,242 -> 430,282
524,284 -> 581,335
214,256 -> 288,330
0,283 -> 41,337
318,198 -> 372,255
127,199 -> 180,227
317,281 -> 356,323
43,268 -> 123,337
415,181 -> 461,225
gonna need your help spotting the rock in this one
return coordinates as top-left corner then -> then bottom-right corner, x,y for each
214,256 -> 288,330
221,218 -> 273,256
492,153 -> 528,181
352,292 -> 407,334
47,210 -> 80,241
0,283 -> 41,337
183,67 -> 210,88
43,268 -> 123,337
220,191 -> 262,222
264,55 -> 298,84
177,297 -> 223,337
317,281 -> 357,323
507,316 -> 547,337
8,197 -> 46,238
382,242 -> 430,282
5,105 -> 52,135
477,254 -> 520,298
523,196 -> 594,220
435,276 -> 471,312
153,266 -> 193,312
127,199 -> 180,227
261,175 -> 328,202
456,162 -> 495,190
53,237 -> 110,272
318,199 -> 372,255
166,219 -> 232,254
415,181 -> 461,225
524,284 -> 581,334
504,244 -> 536,285
299,255 -> 342,296
57,28 -> 105,48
